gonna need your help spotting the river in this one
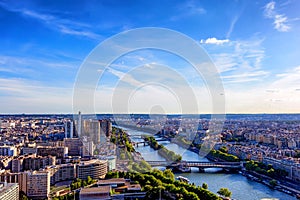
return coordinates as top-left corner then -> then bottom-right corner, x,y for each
122,127 -> 296,200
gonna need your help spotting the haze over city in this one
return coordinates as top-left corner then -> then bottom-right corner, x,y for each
1,0 -> 300,114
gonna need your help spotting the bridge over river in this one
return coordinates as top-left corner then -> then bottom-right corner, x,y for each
147,161 -> 243,171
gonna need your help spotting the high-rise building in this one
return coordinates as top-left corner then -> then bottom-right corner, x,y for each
100,120 -> 112,138
26,171 -> 50,199
78,111 -> 82,136
64,121 -> 74,138
0,182 -> 19,200
82,120 -> 101,144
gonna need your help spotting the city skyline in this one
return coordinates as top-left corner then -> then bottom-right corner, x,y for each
1,0 -> 300,114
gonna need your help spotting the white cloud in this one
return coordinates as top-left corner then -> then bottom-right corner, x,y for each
273,14 -> 291,32
264,1 -> 291,32
200,38 -> 230,45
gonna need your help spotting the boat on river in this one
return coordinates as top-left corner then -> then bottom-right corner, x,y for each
176,176 -> 190,183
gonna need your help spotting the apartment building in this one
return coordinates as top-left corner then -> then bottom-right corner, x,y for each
47,163 -> 75,185
76,159 -> 107,180
26,171 -> 50,199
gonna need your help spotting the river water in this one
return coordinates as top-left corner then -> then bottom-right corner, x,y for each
123,127 -> 296,200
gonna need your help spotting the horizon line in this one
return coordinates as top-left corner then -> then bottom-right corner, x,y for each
1,113 -> 300,115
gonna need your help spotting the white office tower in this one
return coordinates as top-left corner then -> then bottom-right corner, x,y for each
64,121 -> 74,138
82,136 -> 94,157
0,182 -> 19,200
78,111 -> 82,137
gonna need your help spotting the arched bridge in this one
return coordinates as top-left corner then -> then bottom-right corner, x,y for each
147,161 -> 243,170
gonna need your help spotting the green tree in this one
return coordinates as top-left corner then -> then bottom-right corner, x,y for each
269,179 -> 278,188
87,176 -> 93,184
202,182 -> 208,189
93,148 -> 99,155
19,191 -> 29,200
120,152 -> 125,160
219,146 -> 228,153
163,169 -> 175,180
217,188 -> 232,197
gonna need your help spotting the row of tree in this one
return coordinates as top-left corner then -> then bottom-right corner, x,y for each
52,193 -> 74,200
105,169 -> 232,199
208,149 -> 240,162
144,136 -> 182,161
70,176 -> 95,190
110,127 -> 135,152
245,160 -> 288,178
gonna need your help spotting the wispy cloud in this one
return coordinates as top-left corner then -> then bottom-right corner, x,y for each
200,37 -> 230,45
207,38 -> 265,76
263,1 -> 291,32
264,1 -> 276,18
226,15 -> 239,38
0,2 -> 102,40
181,0 -> 206,15
222,71 -> 268,83
271,66 -> 300,90
106,67 -> 143,87
0,55 -> 76,70
171,0 -> 206,21
0,78 -> 73,113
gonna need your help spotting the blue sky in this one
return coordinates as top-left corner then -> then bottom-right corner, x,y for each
0,0 -> 300,114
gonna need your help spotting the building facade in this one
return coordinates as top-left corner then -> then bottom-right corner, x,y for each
64,138 -> 83,156
0,145 -> 17,156
0,182 -> 19,200
26,171 -> 50,199
47,164 -> 75,185
76,159 -> 107,180
37,146 -> 67,159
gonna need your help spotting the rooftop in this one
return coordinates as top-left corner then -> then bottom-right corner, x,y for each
80,186 -> 110,194
98,178 -> 126,185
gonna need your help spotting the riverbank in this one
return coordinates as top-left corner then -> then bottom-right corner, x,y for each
242,170 -> 300,198
158,133 -> 300,198
115,123 -> 158,134
144,135 -> 182,161
125,126 -> 295,200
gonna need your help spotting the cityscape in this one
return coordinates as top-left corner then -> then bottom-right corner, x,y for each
0,113 -> 300,199
1,0 -> 300,200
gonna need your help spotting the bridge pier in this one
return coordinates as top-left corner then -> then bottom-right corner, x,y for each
198,168 -> 205,173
